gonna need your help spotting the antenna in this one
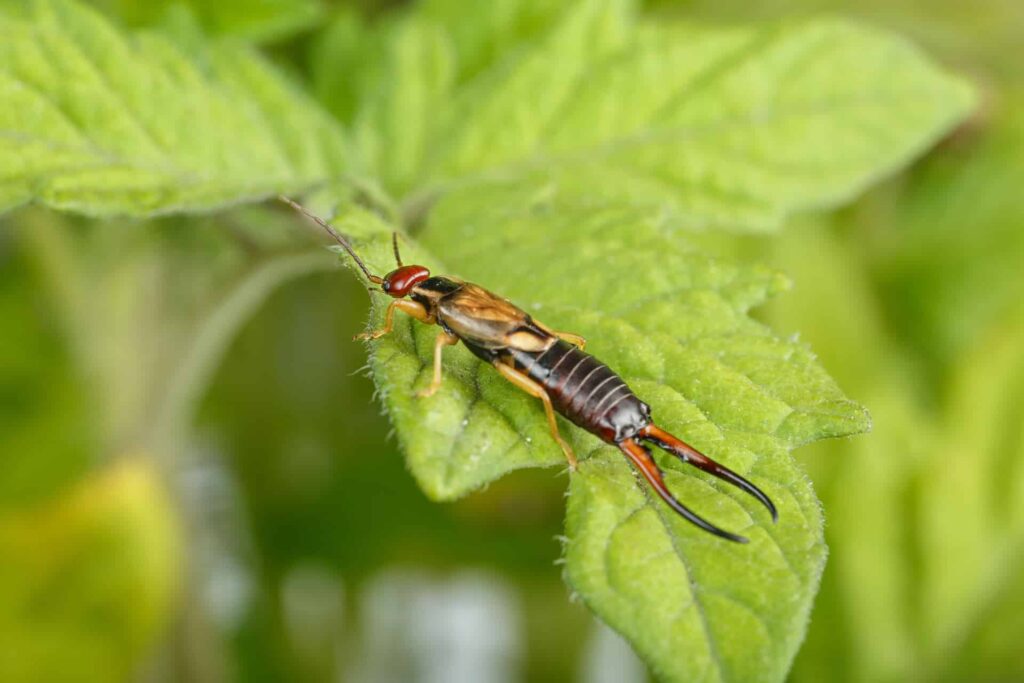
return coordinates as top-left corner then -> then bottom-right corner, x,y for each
392,232 -> 403,267
279,196 -> 383,284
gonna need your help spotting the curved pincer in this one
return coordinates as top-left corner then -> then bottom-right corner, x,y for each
618,438 -> 749,543
638,424 -> 777,522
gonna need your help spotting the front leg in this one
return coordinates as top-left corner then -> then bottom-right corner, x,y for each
417,331 -> 459,398
356,299 -> 434,341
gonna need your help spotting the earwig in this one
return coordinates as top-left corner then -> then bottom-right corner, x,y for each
284,198 -> 777,542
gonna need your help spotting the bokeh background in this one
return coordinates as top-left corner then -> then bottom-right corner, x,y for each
2,0 -> 1022,681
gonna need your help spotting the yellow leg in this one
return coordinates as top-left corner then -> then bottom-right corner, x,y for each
356,299 -> 434,340
494,362 -> 578,470
417,332 -> 459,398
554,331 -> 586,350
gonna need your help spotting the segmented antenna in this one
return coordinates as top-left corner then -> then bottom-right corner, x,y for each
392,232 -> 403,267
279,196 -> 383,284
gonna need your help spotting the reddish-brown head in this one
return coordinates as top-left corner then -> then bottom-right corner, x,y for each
382,265 -> 430,297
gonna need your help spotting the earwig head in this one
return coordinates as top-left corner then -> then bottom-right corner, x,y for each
382,265 -> 431,297
380,232 -> 430,297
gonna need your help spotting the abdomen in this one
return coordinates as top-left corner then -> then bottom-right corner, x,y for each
505,340 -> 650,443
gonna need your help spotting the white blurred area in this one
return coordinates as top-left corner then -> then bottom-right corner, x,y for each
276,566 -> 648,683
350,570 -> 522,683
580,621 -> 647,683
180,444 -> 647,683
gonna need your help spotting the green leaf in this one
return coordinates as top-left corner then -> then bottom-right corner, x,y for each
351,18 -> 456,194
310,185 -> 868,681
655,0 -> 1024,89
565,449 -> 823,683
417,0 -> 579,83
92,0 -> 324,43
0,0 -> 346,216
309,9 -> 391,127
408,7 -> 974,231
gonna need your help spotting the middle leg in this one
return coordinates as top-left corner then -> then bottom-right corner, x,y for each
417,331 -> 459,398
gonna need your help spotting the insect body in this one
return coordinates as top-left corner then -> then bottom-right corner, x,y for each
284,198 -> 776,543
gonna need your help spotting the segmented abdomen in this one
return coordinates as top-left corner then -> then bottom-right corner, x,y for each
506,340 -> 650,443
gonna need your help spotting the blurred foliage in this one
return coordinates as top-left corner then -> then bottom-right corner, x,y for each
0,459 -> 181,682
1,0 -> 1021,682
87,0 -> 325,42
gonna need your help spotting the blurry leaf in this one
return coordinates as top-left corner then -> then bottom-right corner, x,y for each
944,564 -> 1024,682
0,247 -> 94,508
152,246 -> 334,450
660,0 -> 1024,88
815,391 -> 926,683
873,91 -> 1024,369
193,0 -> 322,42
309,8 -> 391,126
352,0 -> 633,194
412,7 -> 973,231
0,459 -> 182,683
0,0 -> 346,216
417,0 -> 571,82
315,0 -> 593,156
308,186 -> 868,681
352,17 -> 456,193
91,0 -> 324,42
916,306 -> 1024,676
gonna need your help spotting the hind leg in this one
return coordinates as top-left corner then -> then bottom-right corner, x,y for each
494,362 -> 577,470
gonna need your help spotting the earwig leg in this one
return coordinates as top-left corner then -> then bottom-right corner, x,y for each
554,331 -> 587,350
619,439 -> 748,543
356,299 -> 434,341
494,362 -> 578,470
639,424 -> 777,522
417,332 -> 459,398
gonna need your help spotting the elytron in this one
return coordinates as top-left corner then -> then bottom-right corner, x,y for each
284,197 -> 776,542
